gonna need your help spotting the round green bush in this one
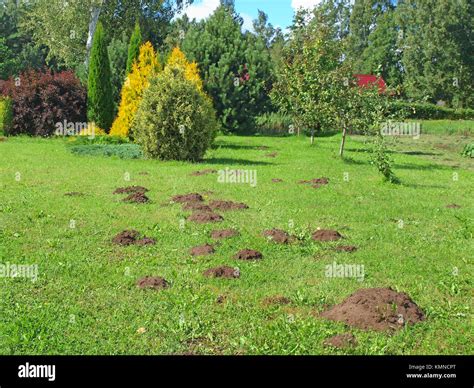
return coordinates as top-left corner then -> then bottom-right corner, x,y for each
131,68 -> 218,161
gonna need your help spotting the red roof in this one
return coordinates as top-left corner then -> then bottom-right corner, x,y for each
354,74 -> 386,93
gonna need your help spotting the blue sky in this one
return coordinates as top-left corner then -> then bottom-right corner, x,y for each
177,0 -> 323,31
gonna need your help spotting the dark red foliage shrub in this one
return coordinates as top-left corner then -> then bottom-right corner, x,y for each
0,69 -> 87,136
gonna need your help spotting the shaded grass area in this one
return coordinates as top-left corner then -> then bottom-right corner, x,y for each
0,134 -> 472,355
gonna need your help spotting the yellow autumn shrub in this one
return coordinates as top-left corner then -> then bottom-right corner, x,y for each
109,42 -> 160,137
166,47 -> 203,92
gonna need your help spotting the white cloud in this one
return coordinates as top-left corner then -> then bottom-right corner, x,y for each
178,0 -> 220,21
291,0 -> 322,11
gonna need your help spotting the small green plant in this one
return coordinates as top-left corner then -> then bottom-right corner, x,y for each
68,144 -> 142,159
370,135 -> 399,183
461,143 -> 473,158
0,97 -> 13,135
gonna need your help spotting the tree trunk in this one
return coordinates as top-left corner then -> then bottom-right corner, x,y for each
310,128 -> 314,145
85,1 -> 104,67
339,125 -> 347,157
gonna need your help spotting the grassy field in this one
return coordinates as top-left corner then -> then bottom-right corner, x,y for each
0,132 -> 472,355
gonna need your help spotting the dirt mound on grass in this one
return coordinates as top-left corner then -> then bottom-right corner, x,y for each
312,229 -> 343,241
335,245 -> 358,253
0,137 -> 7,142
64,191 -> 85,197
262,295 -> 291,306
209,200 -> 249,211
262,229 -> 292,244
172,193 -> 204,203
446,203 -> 461,209
136,276 -> 169,290
188,212 -> 223,223
203,266 -> 240,279
114,186 -> 149,194
272,178 -> 283,183
190,244 -> 215,256
257,146 -> 269,150
324,333 -> 357,349
299,177 -> 329,188
112,230 -> 155,246
234,249 -> 263,261
190,169 -> 217,176
320,287 -> 425,331
122,192 -> 150,203
211,229 -> 239,239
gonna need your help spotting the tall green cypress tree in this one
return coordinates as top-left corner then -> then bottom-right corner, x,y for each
126,22 -> 142,74
87,21 -> 114,131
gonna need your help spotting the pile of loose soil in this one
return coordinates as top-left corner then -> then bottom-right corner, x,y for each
262,295 -> 291,306
312,229 -> 343,241
190,169 -> 217,176
64,191 -> 85,197
299,177 -> 329,188
172,193 -> 204,203
262,229 -> 292,244
187,212 -> 224,224
122,192 -> 150,203
234,249 -> 263,261
323,334 -> 357,349
190,244 -> 215,256
209,200 -> 249,211
265,152 -> 278,158
182,202 -> 212,212
211,229 -> 239,239
335,245 -> 358,253
272,178 -> 283,183
113,186 -> 149,195
203,266 -> 240,279
0,137 -> 7,142
136,276 -> 169,290
320,287 -> 425,331
446,203 -> 461,209
216,295 -> 227,304
112,230 -> 156,246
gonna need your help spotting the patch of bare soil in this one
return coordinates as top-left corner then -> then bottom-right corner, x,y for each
299,177 -> 329,188
203,266 -> 240,279
188,212 -> 224,223
262,229 -> 293,244
136,276 -> 169,290
323,333 -> 357,349
211,229 -> 239,239
446,203 -> 461,209
113,186 -> 149,194
190,244 -> 215,256
262,295 -> 291,306
272,178 -> 283,183
190,169 -> 217,176
265,152 -> 278,158
335,245 -> 358,253
234,249 -> 263,261
112,230 -> 155,246
209,200 -> 249,211
320,287 -> 425,331
171,193 -> 204,203
312,229 -> 343,241
64,191 -> 85,197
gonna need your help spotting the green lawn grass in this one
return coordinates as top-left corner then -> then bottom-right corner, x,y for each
0,133 -> 472,355
417,120 -> 474,135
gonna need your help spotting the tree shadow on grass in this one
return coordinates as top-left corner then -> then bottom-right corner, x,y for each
345,147 -> 442,157
343,155 -> 452,172
212,142 -> 273,151
200,157 -> 274,166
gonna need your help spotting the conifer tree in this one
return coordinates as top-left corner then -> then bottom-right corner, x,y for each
87,21 -> 114,131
